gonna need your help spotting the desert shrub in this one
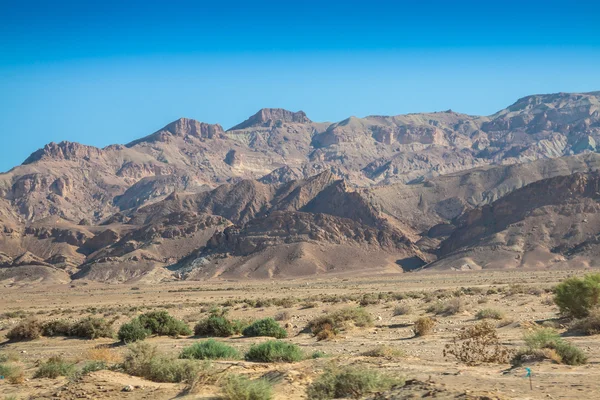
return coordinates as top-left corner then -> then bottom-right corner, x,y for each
274,311 -> 290,321
476,308 -> 505,320
413,317 -> 435,336
0,351 -> 19,363
245,340 -> 303,362
311,351 -> 327,359
122,342 -> 201,383
34,356 -> 76,378
221,374 -> 273,400
6,318 -> 41,341
243,318 -> 287,339
86,347 -> 122,363
443,321 -> 512,365
0,363 -> 24,384
571,309 -> 600,335
393,304 -> 412,316
512,328 -> 587,366
306,366 -> 403,399
427,298 -> 465,315
359,293 -> 380,306
308,307 -> 373,340
272,297 -> 298,308
554,273 -> 600,318
41,319 -> 73,336
362,345 -> 404,358
81,360 -> 107,375
194,310 -> 246,337
69,317 -> 114,339
136,311 -> 192,337
118,319 -> 150,343
180,339 -> 240,360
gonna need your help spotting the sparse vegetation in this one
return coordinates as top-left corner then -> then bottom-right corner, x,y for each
306,366 -> 403,399
553,273 -> 600,318
571,309 -> 600,335
41,319 -> 73,336
393,304 -> 412,316
308,307 -> 373,340
6,318 -> 42,341
245,340 -> 303,362
362,345 -> 404,358
476,308 -> 505,320
136,310 -> 192,337
0,363 -> 24,384
180,339 -> 240,360
443,321 -> 512,365
512,328 -> 588,366
221,374 -> 273,400
122,342 -> 202,383
34,356 -> 76,379
413,316 -> 435,336
242,318 -> 287,339
427,297 -> 465,315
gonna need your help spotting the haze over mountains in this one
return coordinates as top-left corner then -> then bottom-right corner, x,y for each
1,91 -> 600,283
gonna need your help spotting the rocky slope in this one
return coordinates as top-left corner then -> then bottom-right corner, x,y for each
2,91 -> 600,282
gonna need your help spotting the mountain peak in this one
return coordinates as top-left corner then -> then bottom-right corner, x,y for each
23,141 -> 103,165
229,108 -> 311,131
127,118 -> 225,147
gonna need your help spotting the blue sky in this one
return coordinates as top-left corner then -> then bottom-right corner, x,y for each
1,0 -> 600,172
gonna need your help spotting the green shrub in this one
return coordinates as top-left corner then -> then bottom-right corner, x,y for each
475,308 -> 505,320
243,318 -> 287,339
194,314 -> 246,337
0,363 -> 23,383
137,311 -> 192,337
118,319 -> 150,343
81,360 -> 107,375
245,340 -> 303,363
513,328 -> 588,366
306,366 -> 403,399
554,273 -> 600,318
122,342 -> 201,383
6,318 -> 41,341
221,374 -> 273,400
34,356 -> 76,378
70,317 -> 114,339
41,319 -> 73,337
308,307 -> 373,340
180,340 -> 239,360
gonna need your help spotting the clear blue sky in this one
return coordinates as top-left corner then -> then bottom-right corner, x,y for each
1,0 -> 600,172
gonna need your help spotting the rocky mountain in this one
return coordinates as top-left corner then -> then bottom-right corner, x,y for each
1,91 -> 600,283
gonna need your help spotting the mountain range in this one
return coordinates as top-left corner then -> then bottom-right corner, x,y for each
1,91 -> 600,283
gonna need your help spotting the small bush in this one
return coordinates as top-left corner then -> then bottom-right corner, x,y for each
476,308 -> 505,320
122,342 -> 201,383
0,363 -> 24,384
245,340 -> 303,363
137,311 -> 192,337
81,360 -> 107,375
118,319 -> 150,343
86,347 -> 122,363
554,273 -> 600,318
393,304 -> 412,316
308,307 -> 373,340
221,374 -> 273,400
34,356 -> 76,379
243,318 -> 287,339
413,317 -> 435,337
194,313 -> 246,337
571,309 -> 600,335
6,318 -> 41,341
513,328 -> 588,366
443,321 -> 512,365
427,298 -> 465,316
362,345 -> 404,358
70,317 -> 114,339
306,366 -> 403,399
274,311 -> 290,321
41,319 -> 73,336
180,340 -> 240,360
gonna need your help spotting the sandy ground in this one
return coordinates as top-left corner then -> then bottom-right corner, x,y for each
1,269 -> 599,399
